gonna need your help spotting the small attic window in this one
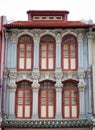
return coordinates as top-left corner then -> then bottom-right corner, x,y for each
34,16 -> 40,20
49,16 -> 54,19
56,16 -> 62,20
41,16 -> 47,19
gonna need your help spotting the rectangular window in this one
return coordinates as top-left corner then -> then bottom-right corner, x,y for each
40,38 -> 55,70
39,88 -> 55,118
62,88 -> 78,118
16,88 -> 32,118
18,35 -> 33,70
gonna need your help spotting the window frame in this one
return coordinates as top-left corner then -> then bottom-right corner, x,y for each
17,34 -> 34,71
61,34 -> 78,71
15,81 -> 32,118
38,81 -> 56,118
62,80 -> 79,118
40,35 -> 56,71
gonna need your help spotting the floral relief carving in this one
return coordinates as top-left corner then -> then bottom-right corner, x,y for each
10,33 -> 17,42
77,33 -> 84,42
32,81 -> 40,88
8,82 -> 17,91
55,81 -> 63,88
78,80 -> 86,91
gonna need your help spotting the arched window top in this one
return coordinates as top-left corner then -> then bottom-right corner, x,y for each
62,34 -> 77,43
40,80 -> 55,88
40,35 -> 55,42
62,79 -> 78,89
18,35 -> 33,43
16,80 -> 32,88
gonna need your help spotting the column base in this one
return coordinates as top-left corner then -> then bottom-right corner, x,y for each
55,68 -> 62,72
79,113 -> 86,118
55,112 -> 62,119
32,114 -> 38,119
33,68 -> 39,72
8,114 -> 15,119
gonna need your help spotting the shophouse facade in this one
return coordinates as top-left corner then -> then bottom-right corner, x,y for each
0,10 -> 95,130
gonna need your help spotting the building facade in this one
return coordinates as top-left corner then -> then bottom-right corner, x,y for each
0,10 -> 95,130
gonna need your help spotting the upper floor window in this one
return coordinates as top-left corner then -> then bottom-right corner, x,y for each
62,80 -> 79,118
39,81 -> 56,118
62,34 -> 78,70
40,35 -> 55,70
15,81 -> 32,118
17,35 -> 33,70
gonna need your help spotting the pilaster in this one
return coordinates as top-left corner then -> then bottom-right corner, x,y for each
77,33 -> 84,71
8,82 -> 17,119
33,33 -> 40,72
55,78 -> 63,119
78,79 -> 86,118
32,81 -> 40,119
55,33 -> 62,72
87,30 -> 93,69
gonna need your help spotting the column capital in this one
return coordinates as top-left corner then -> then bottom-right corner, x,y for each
32,81 -> 40,89
86,31 -> 93,39
8,82 -> 17,89
56,33 -> 62,43
77,33 -> 84,42
78,81 -> 86,91
10,33 -> 17,42
55,81 -> 63,88
33,33 -> 40,43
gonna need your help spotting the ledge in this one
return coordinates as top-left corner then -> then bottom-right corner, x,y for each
1,119 -> 93,128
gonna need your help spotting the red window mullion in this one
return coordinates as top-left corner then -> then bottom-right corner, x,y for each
23,89 -> 25,118
46,43 -> 48,69
69,89 -> 72,118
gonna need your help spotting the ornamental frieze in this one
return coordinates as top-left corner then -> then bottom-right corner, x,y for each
62,72 -> 78,81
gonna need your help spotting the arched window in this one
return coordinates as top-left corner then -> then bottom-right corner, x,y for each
15,80 -> 32,118
17,35 -> 33,70
62,34 -> 78,70
40,35 -> 55,70
39,80 -> 56,118
62,80 -> 79,118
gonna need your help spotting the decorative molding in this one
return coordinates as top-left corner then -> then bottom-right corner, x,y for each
77,33 -> 84,42
78,80 -> 86,91
78,72 -> 85,79
39,72 -> 55,82
86,30 -> 93,39
55,81 -> 63,88
32,81 -> 40,88
10,33 -> 17,42
56,32 -> 62,43
8,82 -> 17,91
62,72 -> 78,81
32,72 -> 40,80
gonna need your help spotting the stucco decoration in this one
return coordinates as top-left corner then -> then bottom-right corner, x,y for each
78,80 -> 86,91
78,72 -> 85,79
86,30 -> 93,39
8,82 -> 17,91
32,81 -> 40,88
32,72 -> 40,80
55,81 -> 63,88
77,33 -> 84,42
63,72 -> 78,81
33,33 -> 40,42
10,33 -> 17,42
56,32 -> 62,43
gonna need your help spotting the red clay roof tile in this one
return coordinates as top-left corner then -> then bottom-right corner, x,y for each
4,20 -> 91,29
